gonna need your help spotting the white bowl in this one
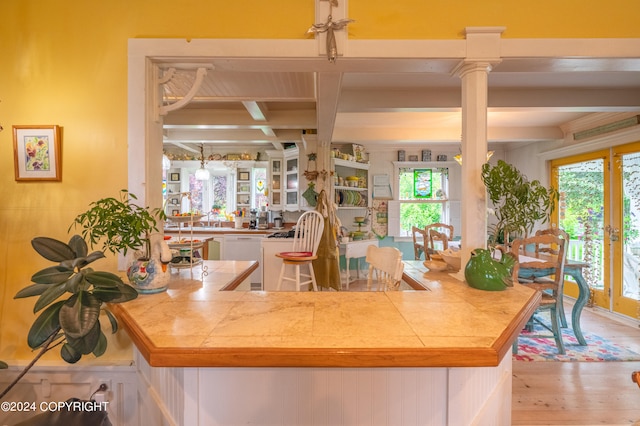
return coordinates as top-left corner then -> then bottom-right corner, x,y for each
423,260 -> 448,272
439,249 -> 461,270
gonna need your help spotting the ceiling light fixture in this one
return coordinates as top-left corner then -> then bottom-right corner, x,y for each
195,144 -> 210,181
454,150 -> 494,165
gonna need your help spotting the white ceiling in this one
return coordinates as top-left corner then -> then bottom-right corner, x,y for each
159,56 -> 640,155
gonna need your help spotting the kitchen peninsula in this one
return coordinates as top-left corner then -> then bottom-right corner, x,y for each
112,260 -> 539,425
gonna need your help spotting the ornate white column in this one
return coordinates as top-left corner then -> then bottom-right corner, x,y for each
453,27 -> 504,272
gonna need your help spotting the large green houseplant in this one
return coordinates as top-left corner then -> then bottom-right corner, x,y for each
481,160 -> 559,245
0,235 -> 138,399
69,189 -> 165,260
69,190 -> 170,293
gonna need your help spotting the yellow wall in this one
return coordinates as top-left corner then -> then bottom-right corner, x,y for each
0,0 -> 638,365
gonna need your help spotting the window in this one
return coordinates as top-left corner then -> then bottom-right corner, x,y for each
390,166 -> 450,237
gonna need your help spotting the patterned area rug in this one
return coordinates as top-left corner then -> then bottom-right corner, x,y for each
513,314 -> 640,362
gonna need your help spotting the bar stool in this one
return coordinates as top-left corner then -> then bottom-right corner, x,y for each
276,210 -> 325,291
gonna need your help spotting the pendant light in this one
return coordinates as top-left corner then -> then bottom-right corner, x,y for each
195,144 -> 210,181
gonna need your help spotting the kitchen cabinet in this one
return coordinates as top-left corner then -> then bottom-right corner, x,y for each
269,157 -> 283,210
236,168 -> 251,210
267,146 -> 300,211
261,238 -> 294,291
223,234 -> 265,288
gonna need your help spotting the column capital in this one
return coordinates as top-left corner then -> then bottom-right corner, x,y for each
451,60 -> 495,79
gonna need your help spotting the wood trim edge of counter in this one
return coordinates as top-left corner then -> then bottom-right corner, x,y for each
218,261 -> 259,291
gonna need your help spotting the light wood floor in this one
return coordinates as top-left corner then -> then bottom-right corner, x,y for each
512,304 -> 640,425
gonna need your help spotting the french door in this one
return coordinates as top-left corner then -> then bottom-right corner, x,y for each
551,142 -> 640,318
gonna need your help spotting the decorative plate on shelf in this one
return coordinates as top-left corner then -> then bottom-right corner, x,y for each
168,215 -> 206,223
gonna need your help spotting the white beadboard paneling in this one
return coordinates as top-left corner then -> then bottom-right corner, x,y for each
133,347 -> 512,425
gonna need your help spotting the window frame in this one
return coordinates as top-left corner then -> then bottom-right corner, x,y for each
389,161 -> 453,239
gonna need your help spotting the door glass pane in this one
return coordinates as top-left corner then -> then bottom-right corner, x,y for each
622,153 -> 640,301
557,159 -> 605,289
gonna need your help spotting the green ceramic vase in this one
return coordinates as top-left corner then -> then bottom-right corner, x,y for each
464,248 -> 516,291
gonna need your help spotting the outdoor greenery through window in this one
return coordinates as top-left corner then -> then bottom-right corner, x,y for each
557,159 -> 604,288
398,167 -> 448,236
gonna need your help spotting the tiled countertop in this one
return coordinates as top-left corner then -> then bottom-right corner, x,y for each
111,260 -> 540,368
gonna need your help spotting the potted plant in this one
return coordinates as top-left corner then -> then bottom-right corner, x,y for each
481,160 -> 558,246
0,235 -> 138,400
69,190 -> 169,293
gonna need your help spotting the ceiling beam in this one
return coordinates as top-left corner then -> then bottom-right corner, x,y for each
315,72 -> 343,143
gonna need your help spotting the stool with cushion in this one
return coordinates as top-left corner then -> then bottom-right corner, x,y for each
276,210 -> 325,291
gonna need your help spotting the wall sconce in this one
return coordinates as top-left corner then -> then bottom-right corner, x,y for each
454,150 -> 494,165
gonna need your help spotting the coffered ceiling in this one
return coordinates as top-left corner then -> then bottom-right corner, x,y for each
159,55 -> 640,156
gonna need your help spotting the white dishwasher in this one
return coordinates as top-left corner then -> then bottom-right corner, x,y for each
222,234 -> 265,288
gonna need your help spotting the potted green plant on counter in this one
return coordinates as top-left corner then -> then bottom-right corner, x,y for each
69,190 -> 169,293
481,160 -> 558,246
1,235 -> 138,400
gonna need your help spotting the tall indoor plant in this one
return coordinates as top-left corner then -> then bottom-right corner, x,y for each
69,190 -> 169,293
1,235 -> 138,400
481,160 -> 559,245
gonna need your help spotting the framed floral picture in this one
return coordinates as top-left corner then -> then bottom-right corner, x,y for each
13,125 -> 62,181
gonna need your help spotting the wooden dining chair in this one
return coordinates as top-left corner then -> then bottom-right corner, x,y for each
535,226 -> 571,327
428,229 -> 449,252
511,233 -> 568,354
425,223 -> 454,241
276,210 -> 325,291
411,226 -> 428,260
425,223 -> 453,253
365,245 -> 404,291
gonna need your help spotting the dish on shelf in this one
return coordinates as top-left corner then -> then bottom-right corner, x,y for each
168,215 -> 206,223
168,240 -> 203,248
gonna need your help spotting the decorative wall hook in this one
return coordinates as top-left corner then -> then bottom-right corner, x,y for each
307,0 -> 354,62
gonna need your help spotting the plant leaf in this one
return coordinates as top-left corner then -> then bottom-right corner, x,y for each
104,309 -> 118,333
85,271 -> 124,287
0,361 -> 8,369
31,266 -> 74,285
103,283 -> 139,304
64,272 -> 84,294
92,330 -> 108,357
92,282 -> 138,303
60,343 -> 82,364
14,283 -> 51,299
68,235 -> 88,258
33,283 -> 69,313
27,301 -> 64,349
65,320 -> 101,355
59,292 -> 101,339
31,237 -> 75,262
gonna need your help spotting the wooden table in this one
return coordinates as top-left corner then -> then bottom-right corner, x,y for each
339,238 -> 379,289
518,252 -> 590,345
